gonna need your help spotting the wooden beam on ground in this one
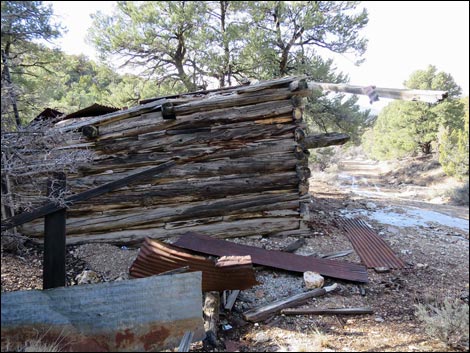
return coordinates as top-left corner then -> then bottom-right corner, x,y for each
1,273 -> 204,352
243,284 -> 338,322
281,307 -> 374,316
304,132 -> 350,149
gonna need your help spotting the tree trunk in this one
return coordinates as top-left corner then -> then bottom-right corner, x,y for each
1,48 -> 21,128
419,141 -> 432,155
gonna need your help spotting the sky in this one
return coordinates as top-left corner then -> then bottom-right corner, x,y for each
47,1 -> 469,110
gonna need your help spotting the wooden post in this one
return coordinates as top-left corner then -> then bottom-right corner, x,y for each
43,172 -> 66,290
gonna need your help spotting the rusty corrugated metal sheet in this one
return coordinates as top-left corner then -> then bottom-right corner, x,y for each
64,103 -> 119,120
1,273 -> 204,352
174,232 -> 369,283
336,217 -> 405,269
130,237 -> 259,291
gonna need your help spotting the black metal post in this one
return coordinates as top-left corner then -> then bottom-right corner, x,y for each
43,172 -> 66,289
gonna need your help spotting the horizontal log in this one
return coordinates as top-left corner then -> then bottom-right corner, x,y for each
56,98 -> 167,132
86,172 -> 299,203
140,76 -> 303,104
22,193 -> 300,236
164,100 -> 294,131
307,81 -> 448,104
62,193 -> 300,234
1,273 -> 205,352
173,87 -> 310,115
69,190 -> 299,213
36,217 -> 302,245
235,76 -> 303,94
136,123 -> 295,152
77,153 -> 296,180
304,132 -> 350,149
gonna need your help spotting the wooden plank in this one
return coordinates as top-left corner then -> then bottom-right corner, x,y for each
1,273 -> 205,352
224,290 -> 240,311
243,284 -> 338,322
43,172 -> 66,290
281,307 -> 374,316
174,233 -> 368,283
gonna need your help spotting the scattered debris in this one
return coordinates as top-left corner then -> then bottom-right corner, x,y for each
281,307 -> 374,315
75,270 -> 101,285
129,237 -> 258,291
1,273 -> 205,351
335,217 -> 405,269
303,271 -> 324,289
174,232 -> 368,282
281,238 -> 306,253
374,267 -> 391,273
224,290 -> 241,311
243,283 -> 338,322
319,249 -> 354,259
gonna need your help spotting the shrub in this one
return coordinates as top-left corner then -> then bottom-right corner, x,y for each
439,127 -> 469,179
415,298 -> 469,349
446,179 -> 470,206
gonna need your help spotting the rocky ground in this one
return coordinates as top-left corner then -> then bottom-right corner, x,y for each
1,157 -> 469,352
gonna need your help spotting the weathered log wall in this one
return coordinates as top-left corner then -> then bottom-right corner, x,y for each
21,77 -> 313,244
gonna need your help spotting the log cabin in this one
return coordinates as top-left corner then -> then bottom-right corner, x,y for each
5,76 -> 446,244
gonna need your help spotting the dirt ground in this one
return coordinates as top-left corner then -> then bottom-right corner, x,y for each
1,156 -> 469,352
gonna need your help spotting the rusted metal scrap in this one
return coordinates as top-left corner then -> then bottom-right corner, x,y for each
173,232 -> 369,283
1,273 -> 205,352
129,237 -> 259,292
336,217 -> 405,269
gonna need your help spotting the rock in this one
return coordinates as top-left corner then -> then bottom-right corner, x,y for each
253,332 -> 270,344
76,270 -> 101,285
366,202 -> 377,210
303,271 -> 324,289
374,267 -> 390,273
374,316 -> 385,323
416,263 -> 428,269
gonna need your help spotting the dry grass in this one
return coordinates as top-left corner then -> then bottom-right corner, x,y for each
415,298 -> 469,350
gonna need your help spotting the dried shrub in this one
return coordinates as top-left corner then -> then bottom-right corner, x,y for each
1,120 -> 94,218
415,298 -> 469,350
446,179 -> 470,206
